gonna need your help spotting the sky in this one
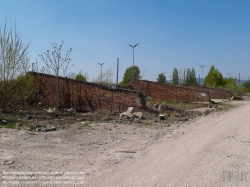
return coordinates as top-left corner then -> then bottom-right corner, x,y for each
1,0 -> 250,82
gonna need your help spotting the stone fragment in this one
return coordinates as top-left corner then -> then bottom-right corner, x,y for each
133,112 -> 143,119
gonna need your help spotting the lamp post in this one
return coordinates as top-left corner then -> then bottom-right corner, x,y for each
183,68 -> 186,83
32,63 -> 35,72
128,43 -> 139,79
98,63 -> 104,83
199,65 -> 206,84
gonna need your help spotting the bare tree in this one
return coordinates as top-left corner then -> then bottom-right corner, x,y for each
39,41 -> 73,108
0,21 -> 33,111
93,68 -> 114,83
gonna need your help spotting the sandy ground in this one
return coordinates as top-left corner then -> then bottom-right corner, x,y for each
0,100 -> 250,186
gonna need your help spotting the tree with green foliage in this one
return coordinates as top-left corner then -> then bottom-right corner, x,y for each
172,68 -> 179,85
121,66 -> 141,85
184,68 -> 197,84
0,22 -> 33,111
157,72 -> 167,83
191,68 -> 197,84
75,71 -> 86,82
204,65 -> 225,87
243,81 -> 250,92
224,76 -> 236,88
185,68 -> 191,84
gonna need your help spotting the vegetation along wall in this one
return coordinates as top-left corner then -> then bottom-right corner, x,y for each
181,84 -> 233,99
129,80 -> 210,102
29,72 -> 146,112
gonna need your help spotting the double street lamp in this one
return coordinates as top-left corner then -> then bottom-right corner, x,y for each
199,65 -> 206,84
128,43 -> 139,79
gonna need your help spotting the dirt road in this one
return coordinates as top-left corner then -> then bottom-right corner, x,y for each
87,101 -> 250,187
1,101 -> 250,187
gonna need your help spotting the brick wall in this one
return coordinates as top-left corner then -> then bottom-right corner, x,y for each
129,80 -> 210,102
181,84 -> 233,99
30,72 -> 146,112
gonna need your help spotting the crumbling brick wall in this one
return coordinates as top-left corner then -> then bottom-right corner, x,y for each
181,84 -> 233,99
29,72 -> 146,112
129,80 -> 210,102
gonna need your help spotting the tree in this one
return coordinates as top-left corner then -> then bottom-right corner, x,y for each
75,71 -> 86,82
39,41 -> 73,108
191,68 -> 197,84
93,68 -> 114,83
185,68 -> 197,84
0,21 -> 33,111
243,81 -> 250,92
185,68 -> 191,84
225,76 -> 236,88
172,68 -> 179,85
204,65 -> 225,87
157,72 -> 167,83
121,66 -> 141,85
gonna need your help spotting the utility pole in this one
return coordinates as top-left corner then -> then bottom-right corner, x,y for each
183,68 -> 186,84
128,43 -> 139,79
98,63 -> 104,83
32,63 -> 35,72
116,58 -> 119,85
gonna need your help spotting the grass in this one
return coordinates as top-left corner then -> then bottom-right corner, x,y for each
146,100 -> 200,111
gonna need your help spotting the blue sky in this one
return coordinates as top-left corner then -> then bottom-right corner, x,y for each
1,0 -> 250,82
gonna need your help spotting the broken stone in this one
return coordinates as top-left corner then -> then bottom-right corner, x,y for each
133,112 -> 143,119
46,107 -> 56,113
159,114 -> 165,120
41,126 -> 56,132
120,111 -> 133,119
153,104 -> 159,109
15,122 -> 22,126
2,160 -> 14,165
27,115 -> 33,120
63,108 -> 75,112
1,120 -> 7,125
127,107 -> 134,113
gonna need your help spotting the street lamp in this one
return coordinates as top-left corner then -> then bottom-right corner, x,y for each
199,65 -> 206,84
98,63 -> 104,83
32,63 -> 35,72
226,73 -> 231,78
128,43 -> 139,79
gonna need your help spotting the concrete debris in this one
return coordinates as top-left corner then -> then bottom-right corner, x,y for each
120,112 -> 133,119
120,111 -> 144,119
158,104 -> 168,111
127,107 -> 134,113
133,112 -> 143,119
243,95 -> 250,100
63,108 -> 76,112
45,107 -> 56,113
15,122 -> 22,126
159,114 -> 167,120
159,114 -> 165,120
153,104 -> 159,109
27,115 -> 33,120
2,160 -> 14,165
40,126 -> 56,132
1,120 -> 8,125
